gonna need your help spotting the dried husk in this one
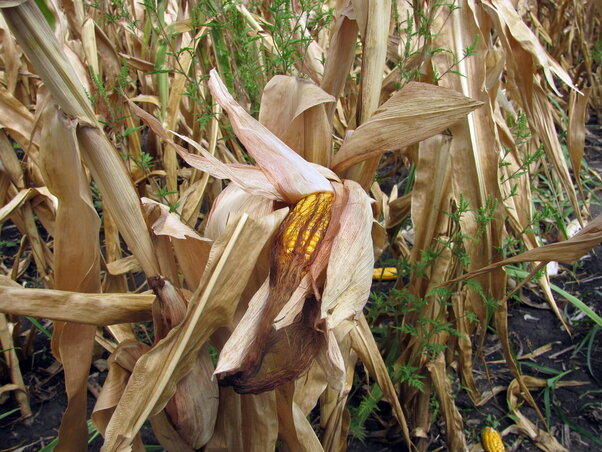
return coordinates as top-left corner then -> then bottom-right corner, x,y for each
320,180 -> 373,327
208,69 -> 333,201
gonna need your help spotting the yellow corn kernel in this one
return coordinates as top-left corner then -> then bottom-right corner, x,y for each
482,427 -> 505,452
372,267 -> 398,280
279,192 -> 334,262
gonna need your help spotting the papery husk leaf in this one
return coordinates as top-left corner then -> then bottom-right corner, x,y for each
427,353 -> 468,451
92,341 -> 149,452
204,184 -> 274,241
296,353 -> 330,414
314,327 -> 347,394
148,411 -> 195,452
149,278 -> 219,450
350,315 -> 412,447
101,211 -> 286,451
205,387 -> 243,451
205,387 -> 278,452
40,100 -> 101,451
93,341 -> 149,420
239,391 -> 278,451
0,276 -> 154,324
208,69 -> 333,202
128,100 -> 284,201
321,180 -> 373,327
272,273 -> 312,330
214,276 -> 270,376
319,332 -> 355,452
163,347 -> 218,448
258,75 -> 334,167
332,82 -> 482,175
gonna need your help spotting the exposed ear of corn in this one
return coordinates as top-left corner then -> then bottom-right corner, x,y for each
372,267 -> 397,280
481,427 -> 505,452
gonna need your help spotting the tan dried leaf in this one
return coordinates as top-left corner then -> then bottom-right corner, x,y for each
0,276 -> 154,325
332,82 -> 482,173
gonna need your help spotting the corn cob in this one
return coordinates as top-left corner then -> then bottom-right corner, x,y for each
279,192 -> 334,263
482,427 -> 505,452
373,267 -> 398,280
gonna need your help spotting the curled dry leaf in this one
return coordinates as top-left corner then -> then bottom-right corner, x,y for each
506,376 -> 587,452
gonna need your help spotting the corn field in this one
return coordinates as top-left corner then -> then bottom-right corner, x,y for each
0,0 -> 600,451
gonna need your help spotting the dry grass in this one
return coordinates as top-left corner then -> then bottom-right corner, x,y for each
0,0 -> 600,451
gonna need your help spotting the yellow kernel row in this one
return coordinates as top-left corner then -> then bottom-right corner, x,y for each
280,192 -> 334,261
